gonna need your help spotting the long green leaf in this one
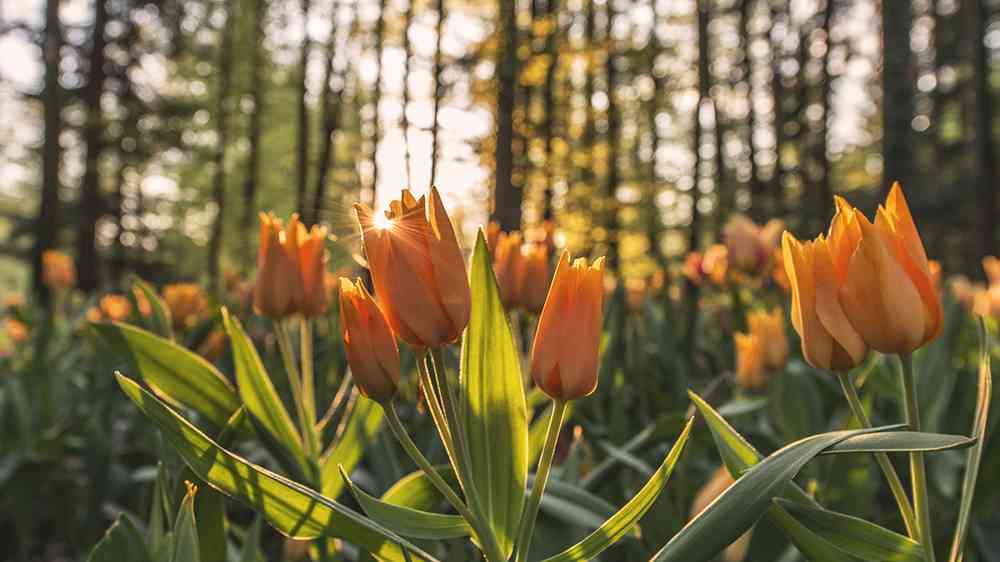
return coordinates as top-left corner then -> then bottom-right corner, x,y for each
529,401 -> 573,464
459,231 -> 529,557
131,277 -> 174,339
320,393 -> 384,498
92,322 -> 240,429
87,515 -> 151,562
774,499 -> 924,562
767,504 -> 866,562
341,467 -> 473,539
544,417 -> 693,562
173,483 -> 202,562
820,431 -> 974,455
221,309 -> 304,467
116,374 -> 439,562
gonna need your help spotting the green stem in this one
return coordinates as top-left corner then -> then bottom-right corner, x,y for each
416,352 -> 457,470
275,320 -> 313,459
900,353 -> 935,562
385,403 -> 505,562
835,371 -> 918,538
514,399 -> 568,562
299,317 -> 321,455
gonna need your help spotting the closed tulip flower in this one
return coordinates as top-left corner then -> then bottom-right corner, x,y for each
837,184 -> 943,354
355,188 -> 470,348
97,294 -> 132,322
163,283 -> 208,330
734,331 -> 767,390
530,252 -> 605,401
254,213 -> 305,319
42,250 -> 76,291
702,244 -> 729,285
493,231 -> 524,309
298,223 -> 332,317
748,308 -> 788,370
724,215 -> 765,273
339,278 -> 400,403
782,231 -> 868,370
518,242 -> 551,314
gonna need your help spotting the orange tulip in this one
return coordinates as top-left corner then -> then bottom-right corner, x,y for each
355,188 -> 470,348
747,307 -> 789,370
837,184 -> 943,354
485,221 -> 502,254
682,251 -> 704,286
4,317 -> 28,344
702,244 -> 729,285
97,294 -> 132,322
983,256 -> 1000,287
494,231 -> 524,309
197,329 -> 227,362
518,242 -> 551,314
163,283 -> 208,330
530,252 -> 605,401
339,278 -> 400,403
734,332 -> 767,390
782,231 -> 868,370
723,215 -> 784,275
254,213 -> 305,319
298,223 -> 331,317
42,250 -> 76,291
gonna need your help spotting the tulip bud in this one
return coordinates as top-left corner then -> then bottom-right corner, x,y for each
97,294 -> 132,322
298,223 -> 332,317
837,184 -> 943,354
254,213 -> 305,319
485,221 -> 502,254
702,244 -> 729,285
747,307 -> 788,370
782,231 -> 868,370
339,278 -> 400,403
41,250 -> 76,291
355,188 -> 470,348
734,332 -> 767,390
493,231 -> 523,310
724,216 -> 765,273
530,252 -> 605,401
163,283 -> 208,330
682,251 -> 704,286
518,242 -> 551,314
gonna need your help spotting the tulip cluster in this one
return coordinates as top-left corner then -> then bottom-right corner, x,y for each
86,294 -> 132,323
951,256 -> 1000,318
253,213 -> 331,320
723,215 -> 784,276
782,184 -> 942,370
734,307 -> 788,390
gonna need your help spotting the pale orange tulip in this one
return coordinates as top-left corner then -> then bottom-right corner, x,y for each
339,278 -> 400,403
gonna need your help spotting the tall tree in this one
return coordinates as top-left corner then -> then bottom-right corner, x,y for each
881,0 -> 914,194
768,0 -> 787,217
76,0 -> 109,292
33,0 -> 63,299
242,0 -> 266,264
967,0 -> 996,259
645,0 -> 665,263
296,0 -> 313,218
400,0 -> 414,187
740,0 -> 765,219
492,0 -> 521,231
369,0 -> 386,207
313,0 -> 344,224
429,0 -> 446,187
540,0 -> 559,220
686,0 -> 710,350
208,0 -> 233,294
816,0 -> 836,225
604,0 -> 621,270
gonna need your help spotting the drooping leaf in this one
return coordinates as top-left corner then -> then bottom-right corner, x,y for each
92,322 -> 240,429
543,417 -> 693,562
116,374 -> 439,562
87,515 -> 151,562
459,231 -> 529,557
320,392 -> 384,498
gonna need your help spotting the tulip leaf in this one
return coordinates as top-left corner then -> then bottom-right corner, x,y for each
773,499 -> 924,562
222,309 -> 305,470
543,417 -> 693,562
340,467 -> 473,539
92,321 -> 240,429
87,514 -> 151,562
820,431 -> 975,455
173,482 -> 202,562
459,230 -> 529,558
116,374 -> 439,562
382,465 -> 457,510
130,277 -> 174,339
529,401 -> 573,464
320,392 -> 385,498
767,504 -> 866,562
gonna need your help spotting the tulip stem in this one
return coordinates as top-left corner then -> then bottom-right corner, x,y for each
900,353 -> 936,562
416,352 -> 458,471
835,370 -> 918,538
275,320 -> 314,460
299,317 -> 320,454
385,402 -> 506,562
514,399 -> 568,562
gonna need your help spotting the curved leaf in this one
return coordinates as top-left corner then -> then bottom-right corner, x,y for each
92,322 -> 240,429
821,431 -> 975,455
87,515 -> 151,562
459,231 -> 529,558
130,277 -> 174,338
320,393 -> 384,498
173,482 -> 202,562
543,417 -> 693,562
116,374 -> 439,562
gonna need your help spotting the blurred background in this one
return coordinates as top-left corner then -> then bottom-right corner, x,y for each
0,0 -> 997,296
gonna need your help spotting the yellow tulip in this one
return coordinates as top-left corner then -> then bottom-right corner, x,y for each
782,231 -> 868,370
530,252 -> 605,401
734,332 -> 767,390
355,188 -> 470,348
837,184 -> 943,354
747,307 -> 789,370
339,278 -> 400,403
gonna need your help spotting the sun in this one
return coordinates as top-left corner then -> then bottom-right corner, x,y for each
373,213 -> 394,231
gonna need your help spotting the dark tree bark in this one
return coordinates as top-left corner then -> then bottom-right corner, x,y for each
110,1 -> 139,285
208,0 -> 233,295
400,0 -> 414,187
603,0 -> 621,271
492,0 -> 520,231
33,0 -> 63,300
369,0 -> 386,207
967,0 -> 996,258
242,0 -> 266,263
429,0 -> 446,187
646,0 -> 664,263
313,0 -> 344,224
541,0 -> 559,220
881,0 -> 914,194
76,0 -> 109,292
816,0 -> 836,225
296,0 -> 312,218
768,0 -> 787,217
740,0 -> 765,219
686,0 -> 711,351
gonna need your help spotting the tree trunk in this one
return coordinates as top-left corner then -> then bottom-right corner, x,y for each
816,0 -> 835,225
242,0 -> 265,264
492,0 -> 520,231
296,0 -> 312,218
604,0 -> 620,271
968,0 -> 996,258
76,0 -> 109,292
430,0 -> 446,187
541,0 -> 559,220
686,0 -> 711,352
208,0 -> 233,295
646,0 -> 664,263
741,0 -> 765,220
33,0 -> 63,300
881,0 -> 914,194
769,0 -> 787,217
400,0 -> 414,187
369,0 -> 386,207
313,0 -> 343,224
